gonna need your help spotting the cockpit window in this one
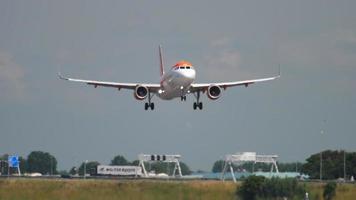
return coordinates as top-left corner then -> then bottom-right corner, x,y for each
174,65 -> 193,70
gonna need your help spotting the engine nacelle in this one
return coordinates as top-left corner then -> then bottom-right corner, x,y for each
207,85 -> 222,100
134,85 -> 148,100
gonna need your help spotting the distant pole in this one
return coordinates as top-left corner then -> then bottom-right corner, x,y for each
8,161 -> 10,178
295,162 -> 298,173
344,150 -> 346,182
84,160 -> 88,179
320,130 -> 324,181
50,157 -> 53,176
320,150 -> 322,181
319,120 -> 326,182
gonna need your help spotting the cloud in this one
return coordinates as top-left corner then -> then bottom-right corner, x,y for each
210,37 -> 231,47
276,28 -> 356,69
200,39 -> 249,81
0,52 -> 25,100
274,28 -> 356,94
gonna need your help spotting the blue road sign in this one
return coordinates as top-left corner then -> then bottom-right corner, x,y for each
8,155 -> 19,168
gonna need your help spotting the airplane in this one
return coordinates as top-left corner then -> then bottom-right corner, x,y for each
59,46 -> 280,110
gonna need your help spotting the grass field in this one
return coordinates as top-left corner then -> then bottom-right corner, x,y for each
304,182 -> 356,200
0,179 -> 355,200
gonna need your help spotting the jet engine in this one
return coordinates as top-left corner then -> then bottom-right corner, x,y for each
134,85 -> 148,100
207,85 -> 222,100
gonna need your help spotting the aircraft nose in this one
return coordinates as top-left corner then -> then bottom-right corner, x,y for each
186,69 -> 196,80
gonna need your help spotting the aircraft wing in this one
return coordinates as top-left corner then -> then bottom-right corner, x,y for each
190,75 -> 280,92
58,73 -> 161,92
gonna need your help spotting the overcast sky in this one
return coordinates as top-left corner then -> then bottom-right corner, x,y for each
1,1 -> 355,171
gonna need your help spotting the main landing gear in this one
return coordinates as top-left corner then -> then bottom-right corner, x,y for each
144,102 -> 154,110
144,91 -> 155,110
193,91 -> 203,110
193,102 -> 203,110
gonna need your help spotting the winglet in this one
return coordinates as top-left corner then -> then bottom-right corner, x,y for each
58,71 -> 68,80
57,65 -> 69,81
57,64 -> 70,80
278,64 -> 281,78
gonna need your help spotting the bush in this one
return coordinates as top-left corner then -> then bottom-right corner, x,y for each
237,175 -> 265,200
323,182 -> 337,200
237,176 -> 305,200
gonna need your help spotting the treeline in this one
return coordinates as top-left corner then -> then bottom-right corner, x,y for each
301,150 -> 356,180
0,152 -> 191,176
2,149 -> 356,179
0,151 -> 57,175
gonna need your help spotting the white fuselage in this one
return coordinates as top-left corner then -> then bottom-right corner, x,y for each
158,66 -> 196,100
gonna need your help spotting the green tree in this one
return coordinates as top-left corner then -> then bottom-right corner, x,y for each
302,150 -> 351,180
0,154 -> 9,161
110,155 -> 129,165
278,162 -> 304,172
26,151 -> 57,175
323,182 -> 337,200
78,161 -> 100,176
345,152 -> 356,180
69,166 -> 78,175
179,162 -> 191,175
131,160 -> 140,166
0,154 -> 9,174
237,175 -> 266,200
211,160 -> 242,173
262,177 -> 305,198
147,161 -> 191,175
212,160 -> 224,173
237,176 -> 305,200
58,170 -> 69,176
241,162 -> 270,172
18,156 -> 27,174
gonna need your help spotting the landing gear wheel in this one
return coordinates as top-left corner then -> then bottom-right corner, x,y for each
193,91 -> 203,110
145,102 -> 155,110
199,102 -> 203,110
193,102 -> 197,110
